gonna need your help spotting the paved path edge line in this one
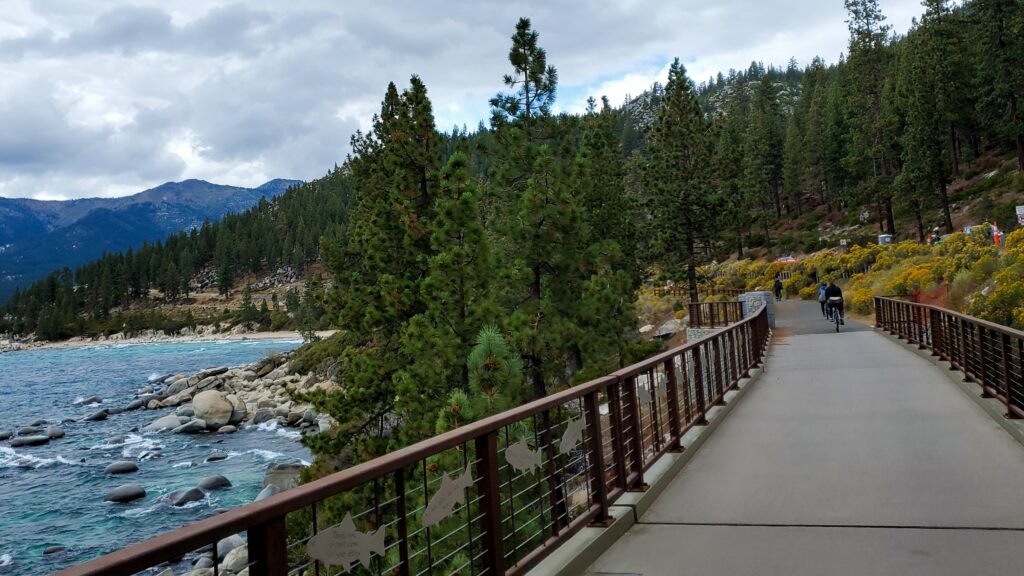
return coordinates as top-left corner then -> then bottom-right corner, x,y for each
875,327 -> 1024,449
525,338 -> 771,576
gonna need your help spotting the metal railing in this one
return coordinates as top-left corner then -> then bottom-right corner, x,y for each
875,297 -> 1024,419
687,301 -> 744,329
56,305 -> 769,576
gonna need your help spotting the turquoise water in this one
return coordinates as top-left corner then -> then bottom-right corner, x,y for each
0,339 -> 311,575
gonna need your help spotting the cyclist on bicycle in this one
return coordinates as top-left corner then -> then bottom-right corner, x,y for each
825,281 -> 844,325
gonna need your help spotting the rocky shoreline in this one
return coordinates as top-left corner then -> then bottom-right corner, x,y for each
1,350 -> 335,575
0,328 -> 335,353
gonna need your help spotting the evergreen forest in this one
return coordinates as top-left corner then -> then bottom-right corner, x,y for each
1,0 -> 1022,469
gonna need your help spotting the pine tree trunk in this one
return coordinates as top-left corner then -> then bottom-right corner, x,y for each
736,227 -> 744,260
939,181 -> 954,233
885,197 -> 895,236
687,234 -> 699,304
915,207 -> 925,242
949,124 -> 960,178
773,181 -> 782,219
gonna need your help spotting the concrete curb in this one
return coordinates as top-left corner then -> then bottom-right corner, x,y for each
875,328 -> 1024,448
526,343 -> 771,576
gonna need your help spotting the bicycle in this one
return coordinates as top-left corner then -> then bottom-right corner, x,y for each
827,297 -> 844,332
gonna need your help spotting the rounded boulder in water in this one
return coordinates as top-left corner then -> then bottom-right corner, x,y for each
198,475 -> 232,491
206,451 -> 228,463
45,426 -> 64,439
254,484 -> 281,502
105,484 -> 146,504
11,436 -> 48,447
143,414 -> 181,432
73,395 -> 102,406
42,546 -> 65,555
0,431 -> 12,442
104,461 -> 139,475
216,534 -> 246,558
166,487 -> 205,507
17,426 -> 41,436
83,410 -> 108,422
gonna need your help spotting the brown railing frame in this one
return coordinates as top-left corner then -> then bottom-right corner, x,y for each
875,297 -> 1024,420
688,301 -> 744,329
56,305 -> 771,576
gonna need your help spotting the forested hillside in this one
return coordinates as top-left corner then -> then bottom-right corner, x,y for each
0,173 -> 353,339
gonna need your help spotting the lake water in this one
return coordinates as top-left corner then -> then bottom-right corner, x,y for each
0,339 -> 311,575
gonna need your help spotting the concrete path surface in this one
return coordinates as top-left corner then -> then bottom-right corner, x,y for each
585,300 -> 1024,576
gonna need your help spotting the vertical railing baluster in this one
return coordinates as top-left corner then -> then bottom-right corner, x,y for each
607,383 -> 628,491
248,516 -> 288,576
623,376 -> 647,489
394,470 -> 410,576
664,357 -> 683,451
584,391 -> 612,524
474,432 -> 504,575
693,346 -> 709,425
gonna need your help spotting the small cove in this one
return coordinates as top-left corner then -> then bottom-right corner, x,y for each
0,338 -> 311,575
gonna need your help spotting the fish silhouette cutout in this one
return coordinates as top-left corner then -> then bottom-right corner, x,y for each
423,464 -> 473,528
506,439 -> 542,473
307,512 -> 386,573
559,416 -> 585,455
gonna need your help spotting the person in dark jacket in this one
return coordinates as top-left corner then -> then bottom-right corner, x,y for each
773,278 -> 783,301
825,281 -> 844,324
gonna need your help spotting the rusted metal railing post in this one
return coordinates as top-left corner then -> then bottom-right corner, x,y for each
1000,333 -> 1018,420
623,376 -> 648,490
692,347 -> 709,426
664,357 -> 683,451
474,432 -> 505,575
583,391 -> 613,525
607,382 -> 628,491
248,516 -> 287,576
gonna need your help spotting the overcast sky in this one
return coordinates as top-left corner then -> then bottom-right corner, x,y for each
0,0 -> 924,200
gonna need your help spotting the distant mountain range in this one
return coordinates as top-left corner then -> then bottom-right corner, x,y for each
0,178 -> 302,301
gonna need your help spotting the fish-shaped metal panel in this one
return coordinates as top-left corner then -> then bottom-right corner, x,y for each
423,464 -> 473,528
506,439 -> 542,473
559,416 -> 585,455
307,512 -> 386,573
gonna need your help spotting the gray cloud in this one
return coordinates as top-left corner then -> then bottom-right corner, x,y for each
0,0 -> 922,199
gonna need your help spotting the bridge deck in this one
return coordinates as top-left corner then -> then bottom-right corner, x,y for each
585,300 -> 1024,575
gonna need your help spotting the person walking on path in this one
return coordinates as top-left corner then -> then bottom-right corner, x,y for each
817,282 -> 828,317
773,278 -> 784,302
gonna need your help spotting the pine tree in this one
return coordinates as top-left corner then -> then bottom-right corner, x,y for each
646,59 -> 720,302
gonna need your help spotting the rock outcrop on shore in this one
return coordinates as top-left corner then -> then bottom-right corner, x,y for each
137,353 -> 336,438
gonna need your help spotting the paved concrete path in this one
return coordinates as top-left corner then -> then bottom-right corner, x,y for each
586,300 -> 1024,576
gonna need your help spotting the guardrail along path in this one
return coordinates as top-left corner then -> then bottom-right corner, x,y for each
587,300 -> 1024,576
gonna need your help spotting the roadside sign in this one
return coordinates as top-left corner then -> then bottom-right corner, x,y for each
1016,205 -> 1024,226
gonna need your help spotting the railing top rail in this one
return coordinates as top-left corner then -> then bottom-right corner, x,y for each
57,303 -> 766,576
874,296 -> 1024,339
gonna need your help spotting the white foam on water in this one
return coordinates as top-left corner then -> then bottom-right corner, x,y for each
254,420 -> 302,440
117,503 -> 162,518
245,449 -> 285,461
172,462 -> 193,469
121,434 -> 163,459
0,447 -> 80,469
0,553 -> 11,567
147,373 -> 163,382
